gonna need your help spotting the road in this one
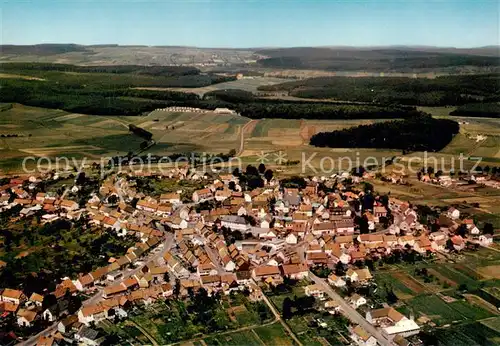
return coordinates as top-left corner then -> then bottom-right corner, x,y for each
308,271 -> 392,346
203,244 -> 227,274
19,233 -> 175,346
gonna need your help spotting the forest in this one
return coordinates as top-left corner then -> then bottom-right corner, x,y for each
450,103 -> 500,118
255,47 -> 500,71
309,114 -> 460,151
0,62 -> 421,119
258,74 -> 500,107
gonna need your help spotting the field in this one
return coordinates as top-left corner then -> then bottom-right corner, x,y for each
430,321 -> 500,346
0,103 -> 401,175
375,272 -> 422,299
405,294 -> 495,326
2,99 -> 500,184
253,323 -> 294,346
136,77 -> 294,96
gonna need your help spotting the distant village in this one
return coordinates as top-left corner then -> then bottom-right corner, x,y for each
0,164 -> 496,346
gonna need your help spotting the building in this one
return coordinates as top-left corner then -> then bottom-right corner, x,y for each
350,325 -> 377,346
366,307 -> 420,337
280,264 -> 309,280
304,284 -> 325,299
221,215 -> 250,231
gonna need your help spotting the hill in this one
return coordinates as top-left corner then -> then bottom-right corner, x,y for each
255,47 -> 500,71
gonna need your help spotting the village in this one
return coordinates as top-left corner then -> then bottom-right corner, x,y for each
0,163 -> 497,346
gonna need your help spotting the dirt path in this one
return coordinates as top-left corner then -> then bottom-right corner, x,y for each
128,320 -> 159,346
260,290 -> 303,346
237,120 -> 258,156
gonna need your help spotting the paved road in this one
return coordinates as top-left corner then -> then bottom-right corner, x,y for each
19,233 -> 175,346
203,244 -> 227,274
308,271 -> 392,346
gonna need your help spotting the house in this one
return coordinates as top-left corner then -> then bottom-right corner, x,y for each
447,207 -> 460,220
366,307 -> 420,337
160,193 -> 180,204
60,199 -> 79,211
324,300 -> 341,314
350,325 -> 377,346
43,300 -> 68,322
327,274 -> 346,287
451,235 -> 466,251
285,232 -> 298,244
27,292 -> 44,307
103,283 -> 127,299
192,188 -> 213,202
75,326 -> 106,346
58,315 -> 78,333
373,205 -> 387,222
280,264 -> 309,280
479,234 -> 494,246
221,215 -> 249,231
78,304 -> 106,326
1,288 -> 26,305
349,294 -> 367,309
252,265 -> 281,281
17,308 -> 37,327
304,284 -> 325,299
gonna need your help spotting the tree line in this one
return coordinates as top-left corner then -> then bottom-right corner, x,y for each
258,74 -> 500,107
310,113 -> 460,151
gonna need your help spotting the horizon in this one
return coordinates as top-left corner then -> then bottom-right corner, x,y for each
1,0 -> 499,48
1,43 -> 499,50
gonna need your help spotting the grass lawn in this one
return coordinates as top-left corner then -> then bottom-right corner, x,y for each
482,316 -> 500,332
448,300 -> 495,320
253,323 -> 294,346
375,272 -> 417,298
430,265 -> 481,290
406,295 -> 465,326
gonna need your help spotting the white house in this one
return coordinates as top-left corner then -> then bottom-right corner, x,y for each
221,215 -> 249,231
78,304 -> 107,326
17,309 -> 37,327
349,294 -> 367,309
350,325 -> 377,346
304,284 -> 325,299
285,233 -> 298,245
328,274 -> 346,288
366,307 -> 420,337
447,207 -> 460,220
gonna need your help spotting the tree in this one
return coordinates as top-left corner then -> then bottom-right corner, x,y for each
108,194 -> 118,205
264,169 -> 274,182
282,297 -> 293,320
483,223 -> 494,235
163,272 -> 170,283
258,163 -> 266,174
42,294 -> 57,310
456,224 -> 467,238
174,278 -> 181,297
67,295 -> 82,314
245,165 -> 259,176
228,148 -> 236,157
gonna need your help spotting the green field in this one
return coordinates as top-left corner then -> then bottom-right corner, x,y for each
406,294 -> 495,326
253,323 -> 294,346
430,321 -> 500,346
204,330 -> 263,346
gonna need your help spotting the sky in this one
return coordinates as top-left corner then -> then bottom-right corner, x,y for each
1,0 -> 499,48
